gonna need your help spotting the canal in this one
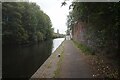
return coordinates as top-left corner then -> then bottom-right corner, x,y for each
2,38 -> 64,78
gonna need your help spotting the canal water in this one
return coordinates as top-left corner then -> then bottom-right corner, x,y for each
2,38 -> 64,78
52,38 -> 64,53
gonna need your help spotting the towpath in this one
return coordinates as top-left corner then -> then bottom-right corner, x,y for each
31,40 -> 93,78
58,40 -> 93,78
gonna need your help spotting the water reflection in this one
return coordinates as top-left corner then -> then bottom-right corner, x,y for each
3,40 -> 53,78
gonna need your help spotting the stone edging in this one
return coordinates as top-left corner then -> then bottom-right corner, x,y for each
31,40 -> 64,78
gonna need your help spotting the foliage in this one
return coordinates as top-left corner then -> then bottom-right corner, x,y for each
67,2 -> 120,59
2,2 -> 53,45
36,31 -> 44,42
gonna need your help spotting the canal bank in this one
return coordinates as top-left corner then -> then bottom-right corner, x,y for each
31,40 -> 65,78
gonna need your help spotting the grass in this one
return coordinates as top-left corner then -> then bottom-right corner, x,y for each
47,62 -> 51,68
53,45 -> 64,78
72,40 -> 119,79
72,40 -> 95,55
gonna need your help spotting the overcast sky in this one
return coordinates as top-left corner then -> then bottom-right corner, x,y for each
29,0 -> 72,34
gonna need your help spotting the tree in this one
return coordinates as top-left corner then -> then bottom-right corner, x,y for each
67,2 -> 120,58
2,2 -> 53,45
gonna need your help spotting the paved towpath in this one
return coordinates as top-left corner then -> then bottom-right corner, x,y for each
58,40 -> 93,78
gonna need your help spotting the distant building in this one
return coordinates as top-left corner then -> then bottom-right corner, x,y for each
70,30 -> 72,39
65,29 -> 71,40
57,29 -> 59,34
53,29 -> 65,38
